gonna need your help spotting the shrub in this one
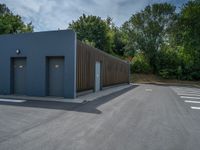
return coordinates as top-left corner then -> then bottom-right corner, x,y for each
190,71 -> 200,80
157,48 -> 181,72
130,53 -> 152,74
159,69 -> 177,79
177,66 -> 183,80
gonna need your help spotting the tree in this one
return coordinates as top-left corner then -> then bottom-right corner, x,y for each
68,14 -> 113,53
122,3 -> 177,72
0,3 -> 33,34
174,0 -> 200,79
0,3 -> 10,15
112,27 -> 127,56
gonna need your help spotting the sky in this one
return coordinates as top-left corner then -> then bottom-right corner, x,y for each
0,0 -> 188,31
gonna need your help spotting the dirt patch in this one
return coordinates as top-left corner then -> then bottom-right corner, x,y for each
131,73 -> 200,87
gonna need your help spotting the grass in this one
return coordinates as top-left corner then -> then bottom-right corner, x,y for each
131,73 -> 200,87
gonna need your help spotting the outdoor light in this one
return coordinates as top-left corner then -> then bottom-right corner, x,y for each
16,49 -> 20,54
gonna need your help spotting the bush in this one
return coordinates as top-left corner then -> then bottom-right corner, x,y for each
157,46 -> 185,79
159,69 -> 177,79
190,71 -> 200,80
130,53 -> 152,74
177,66 -> 183,80
159,69 -> 170,79
157,48 -> 181,72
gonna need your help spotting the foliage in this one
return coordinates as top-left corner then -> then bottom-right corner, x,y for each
0,3 -> 33,34
67,2 -> 199,80
174,0 -> 200,80
156,45 -> 181,78
68,14 -> 114,53
130,53 -> 152,74
1,2 -> 199,81
121,2 -> 199,80
112,27 -> 127,56
122,3 -> 177,72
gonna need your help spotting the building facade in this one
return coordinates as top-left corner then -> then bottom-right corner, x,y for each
0,30 -> 129,98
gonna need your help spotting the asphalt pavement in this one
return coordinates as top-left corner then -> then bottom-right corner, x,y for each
0,84 -> 200,150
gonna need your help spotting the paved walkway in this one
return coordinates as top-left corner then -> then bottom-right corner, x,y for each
0,84 -> 133,103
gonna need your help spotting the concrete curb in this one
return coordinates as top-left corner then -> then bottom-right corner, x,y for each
138,82 -> 200,88
0,95 -> 84,103
0,84 -> 134,104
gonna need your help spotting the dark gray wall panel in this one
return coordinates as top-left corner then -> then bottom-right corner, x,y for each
48,57 -> 64,97
12,58 -> 27,95
0,30 -> 76,98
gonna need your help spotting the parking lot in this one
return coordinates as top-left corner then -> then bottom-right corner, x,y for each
0,84 -> 200,150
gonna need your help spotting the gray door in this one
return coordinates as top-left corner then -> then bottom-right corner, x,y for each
12,58 -> 26,95
95,61 -> 101,92
48,57 -> 64,97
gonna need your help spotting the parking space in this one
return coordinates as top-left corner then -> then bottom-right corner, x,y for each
171,86 -> 200,110
1,84 -> 200,150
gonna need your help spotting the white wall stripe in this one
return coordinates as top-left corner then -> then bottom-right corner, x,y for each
0,99 -> 26,103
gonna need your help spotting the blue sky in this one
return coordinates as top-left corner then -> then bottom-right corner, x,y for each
0,0 -> 188,31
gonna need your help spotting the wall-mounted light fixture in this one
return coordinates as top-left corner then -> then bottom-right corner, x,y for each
16,49 -> 20,55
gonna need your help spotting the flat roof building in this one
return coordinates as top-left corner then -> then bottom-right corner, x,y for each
0,30 -> 129,98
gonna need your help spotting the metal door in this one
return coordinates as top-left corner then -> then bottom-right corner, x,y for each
95,61 -> 101,92
12,58 -> 26,95
48,57 -> 64,97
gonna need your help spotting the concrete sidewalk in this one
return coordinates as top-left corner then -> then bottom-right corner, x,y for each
0,84 -> 134,103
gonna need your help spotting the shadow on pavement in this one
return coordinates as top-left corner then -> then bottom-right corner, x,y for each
0,85 -> 139,114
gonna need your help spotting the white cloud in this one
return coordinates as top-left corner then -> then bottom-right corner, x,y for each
0,0 -> 187,31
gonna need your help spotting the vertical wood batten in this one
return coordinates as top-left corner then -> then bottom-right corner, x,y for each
76,40 -> 129,92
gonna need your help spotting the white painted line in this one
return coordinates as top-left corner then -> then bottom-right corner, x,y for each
0,99 -> 26,103
176,90 -> 200,93
173,88 -> 199,91
176,89 -> 200,91
172,87 -> 200,91
180,96 -> 200,99
145,89 -> 152,92
191,106 -> 200,110
178,93 -> 200,97
174,87 -> 199,90
185,100 -> 200,104
177,91 -> 200,94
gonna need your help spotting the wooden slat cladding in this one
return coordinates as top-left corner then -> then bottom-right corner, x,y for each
76,40 -> 129,92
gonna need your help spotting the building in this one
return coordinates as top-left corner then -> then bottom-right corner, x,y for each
0,30 -> 130,98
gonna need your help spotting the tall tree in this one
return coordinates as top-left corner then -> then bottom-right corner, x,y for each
176,0 -> 200,74
68,14 -> 113,53
0,3 -> 33,34
122,3 -> 177,72
112,27 -> 127,56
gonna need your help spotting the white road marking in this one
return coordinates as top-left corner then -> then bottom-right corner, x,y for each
177,92 -> 200,95
172,88 -> 200,93
191,106 -> 200,110
177,93 -> 200,97
175,91 -> 200,94
180,96 -> 200,99
174,88 -> 199,91
185,100 -> 200,104
0,99 -> 26,103
145,89 -> 152,92
173,89 -> 199,92
171,87 -> 200,110
174,87 -> 200,90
